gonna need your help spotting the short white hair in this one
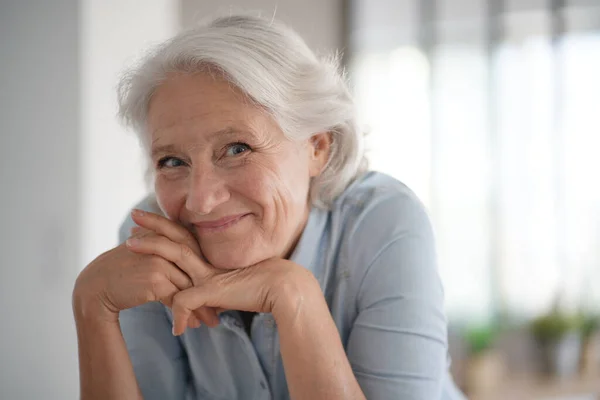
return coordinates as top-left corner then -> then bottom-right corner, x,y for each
118,14 -> 367,208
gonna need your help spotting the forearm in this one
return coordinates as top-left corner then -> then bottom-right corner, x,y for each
74,303 -> 142,400
273,269 -> 365,400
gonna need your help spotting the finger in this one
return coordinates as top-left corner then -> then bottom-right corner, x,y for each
152,278 -> 180,309
187,314 -> 201,329
126,234 -> 212,285
129,226 -> 156,237
131,209 -> 200,253
128,226 -> 154,240
149,278 -> 199,331
137,255 -> 193,292
128,235 -> 218,328
172,285 -> 236,335
163,261 -> 194,291
172,287 -> 210,336
193,307 -> 220,328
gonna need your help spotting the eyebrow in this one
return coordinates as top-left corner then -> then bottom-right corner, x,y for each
150,127 -> 255,158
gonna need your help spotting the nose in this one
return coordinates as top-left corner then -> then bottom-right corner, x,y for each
185,166 -> 230,215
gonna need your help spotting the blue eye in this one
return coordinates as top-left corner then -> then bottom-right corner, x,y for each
225,143 -> 250,157
157,157 -> 186,169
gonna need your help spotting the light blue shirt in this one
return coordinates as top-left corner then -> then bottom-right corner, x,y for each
118,171 -> 465,399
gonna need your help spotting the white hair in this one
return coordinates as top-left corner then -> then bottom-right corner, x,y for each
118,14 -> 367,209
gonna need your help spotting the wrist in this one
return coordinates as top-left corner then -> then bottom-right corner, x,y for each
73,285 -> 119,325
270,263 -> 322,323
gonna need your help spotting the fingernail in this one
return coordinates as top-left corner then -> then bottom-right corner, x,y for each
126,238 -> 140,247
129,226 -> 140,235
132,209 -> 145,217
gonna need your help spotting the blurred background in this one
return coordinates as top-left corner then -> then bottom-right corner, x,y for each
1,0 -> 599,399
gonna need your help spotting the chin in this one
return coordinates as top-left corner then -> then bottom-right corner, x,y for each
202,244 -> 268,270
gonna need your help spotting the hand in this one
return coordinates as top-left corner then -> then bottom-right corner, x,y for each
126,209 -> 312,336
73,211 -> 218,328
127,223 -> 222,328
73,235 -> 192,325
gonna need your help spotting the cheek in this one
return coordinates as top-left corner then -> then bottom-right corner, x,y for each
226,167 -> 274,215
154,175 -> 188,220
240,159 -> 309,211
275,152 -> 312,205
236,157 -> 310,243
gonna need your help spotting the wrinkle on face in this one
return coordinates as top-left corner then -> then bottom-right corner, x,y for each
145,72 -> 322,269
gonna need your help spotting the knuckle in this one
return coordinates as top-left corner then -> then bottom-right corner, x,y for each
147,270 -> 164,286
144,287 -> 158,303
172,290 -> 182,302
181,229 -> 194,241
149,279 -> 174,304
158,286 -> 176,305
171,292 -> 188,312
181,232 -> 199,249
179,243 -> 194,260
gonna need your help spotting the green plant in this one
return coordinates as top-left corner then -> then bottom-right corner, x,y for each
465,324 -> 497,355
530,312 -> 582,343
581,314 -> 600,340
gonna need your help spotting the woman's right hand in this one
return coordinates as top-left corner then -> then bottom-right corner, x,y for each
72,222 -> 219,328
72,233 -> 190,324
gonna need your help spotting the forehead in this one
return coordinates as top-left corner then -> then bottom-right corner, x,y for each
147,73 -> 263,139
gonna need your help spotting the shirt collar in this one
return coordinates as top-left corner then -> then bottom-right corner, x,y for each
288,206 -> 329,274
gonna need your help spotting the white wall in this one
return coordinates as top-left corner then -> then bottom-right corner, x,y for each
0,1 -> 81,398
180,0 -> 345,54
0,1 -> 180,398
0,1 -> 343,398
80,0 -> 179,266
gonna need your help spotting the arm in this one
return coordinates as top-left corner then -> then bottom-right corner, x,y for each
272,268 -> 366,400
346,199 -> 448,399
74,284 -> 189,400
74,301 -> 142,400
73,205 -> 190,400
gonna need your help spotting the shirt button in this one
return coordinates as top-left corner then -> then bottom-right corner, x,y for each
260,381 -> 267,390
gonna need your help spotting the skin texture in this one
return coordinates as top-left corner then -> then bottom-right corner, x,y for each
148,73 -> 324,269
73,72 -> 366,400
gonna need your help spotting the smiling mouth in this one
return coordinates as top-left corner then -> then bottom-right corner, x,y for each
192,213 -> 250,234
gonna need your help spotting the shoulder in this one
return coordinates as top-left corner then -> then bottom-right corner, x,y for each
332,171 -> 436,285
334,171 -> 433,249
117,193 -> 163,244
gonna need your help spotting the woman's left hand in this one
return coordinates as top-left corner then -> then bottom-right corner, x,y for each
127,210 -> 309,336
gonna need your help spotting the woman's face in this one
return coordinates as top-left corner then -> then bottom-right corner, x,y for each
147,73 -> 329,269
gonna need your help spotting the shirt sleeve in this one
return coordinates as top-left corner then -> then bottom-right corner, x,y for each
345,189 -> 449,399
117,197 -> 190,400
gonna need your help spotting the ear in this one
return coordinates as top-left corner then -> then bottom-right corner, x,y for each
308,132 -> 332,178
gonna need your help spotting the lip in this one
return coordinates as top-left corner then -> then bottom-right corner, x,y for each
192,213 -> 250,233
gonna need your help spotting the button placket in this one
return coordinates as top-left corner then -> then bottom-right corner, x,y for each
219,312 -> 272,400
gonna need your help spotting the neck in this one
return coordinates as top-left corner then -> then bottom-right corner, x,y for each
282,204 -> 311,260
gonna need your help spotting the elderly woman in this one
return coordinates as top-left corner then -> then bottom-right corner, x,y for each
73,15 -> 465,400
